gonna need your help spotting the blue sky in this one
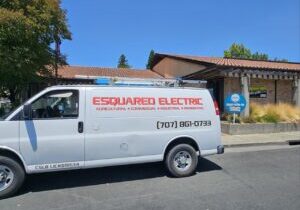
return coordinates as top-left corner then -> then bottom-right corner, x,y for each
61,0 -> 300,69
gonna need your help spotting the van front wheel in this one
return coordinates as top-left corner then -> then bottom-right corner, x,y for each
0,156 -> 25,199
165,144 -> 198,177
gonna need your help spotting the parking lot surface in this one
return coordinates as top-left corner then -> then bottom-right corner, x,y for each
1,145 -> 299,210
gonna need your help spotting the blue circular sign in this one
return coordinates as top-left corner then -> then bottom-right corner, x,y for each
224,93 -> 246,114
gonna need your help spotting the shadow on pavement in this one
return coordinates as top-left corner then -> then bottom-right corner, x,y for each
20,158 -> 222,194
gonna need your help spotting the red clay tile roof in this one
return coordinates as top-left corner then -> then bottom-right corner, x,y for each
154,54 -> 300,72
58,66 -> 163,79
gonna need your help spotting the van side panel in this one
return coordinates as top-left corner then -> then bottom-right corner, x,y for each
0,121 -> 19,152
84,87 -> 221,166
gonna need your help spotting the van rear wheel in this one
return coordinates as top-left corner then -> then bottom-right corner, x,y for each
0,156 -> 25,199
165,144 -> 198,177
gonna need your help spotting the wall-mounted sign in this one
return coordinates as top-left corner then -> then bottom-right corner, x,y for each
224,93 -> 246,114
250,86 -> 267,98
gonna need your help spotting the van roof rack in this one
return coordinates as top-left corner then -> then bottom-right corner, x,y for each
94,77 -> 207,88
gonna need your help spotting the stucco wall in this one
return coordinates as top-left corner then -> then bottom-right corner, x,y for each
153,57 -> 206,78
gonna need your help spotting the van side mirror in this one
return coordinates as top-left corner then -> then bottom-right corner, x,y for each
23,104 -> 32,120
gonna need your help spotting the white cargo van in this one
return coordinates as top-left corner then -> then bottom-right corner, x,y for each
0,78 -> 223,198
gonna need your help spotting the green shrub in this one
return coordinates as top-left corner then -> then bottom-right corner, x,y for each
242,116 -> 256,123
261,114 -> 279,123
220,113 -> 228,121
225,114 -> 242,123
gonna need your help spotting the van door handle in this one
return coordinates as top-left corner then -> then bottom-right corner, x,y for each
78,121 -> 84,133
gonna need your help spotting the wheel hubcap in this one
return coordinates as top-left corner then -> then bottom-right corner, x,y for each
173,151 -> 192,171
0,165 -> 14,192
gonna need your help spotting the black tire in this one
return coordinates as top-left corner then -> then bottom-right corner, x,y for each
165,144 -> 198,177
0,156 -> 25,199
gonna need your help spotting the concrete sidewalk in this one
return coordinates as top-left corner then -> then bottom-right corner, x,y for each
222,131 -> 300,147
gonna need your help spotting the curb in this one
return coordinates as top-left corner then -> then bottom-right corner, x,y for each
224,141 -> 288,148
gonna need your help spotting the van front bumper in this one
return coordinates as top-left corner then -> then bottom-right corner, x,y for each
217,145 -> 225,154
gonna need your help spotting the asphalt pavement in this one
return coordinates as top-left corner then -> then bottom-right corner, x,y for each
1,145 -> 300,210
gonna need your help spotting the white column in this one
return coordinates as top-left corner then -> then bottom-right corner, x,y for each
241,76 -> 250,117
293,79 -> 300,107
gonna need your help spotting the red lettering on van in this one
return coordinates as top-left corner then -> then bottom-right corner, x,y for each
93,97 -> 202,107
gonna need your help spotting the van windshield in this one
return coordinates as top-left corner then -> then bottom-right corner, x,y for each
0,90 -> 43,121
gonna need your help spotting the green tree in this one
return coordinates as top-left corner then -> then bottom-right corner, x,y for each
224,43 -> 270,61
117,54 -> 130,68
146,49 -> 155,69
224,43 -> 252,59
251,52 -> 269,61
274,57 -> 288,62
224,43 -> 288,61
0,0 -> 71,105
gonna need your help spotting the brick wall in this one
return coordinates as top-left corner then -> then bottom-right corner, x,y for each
223,77 -> 294,105
250,79 -> 275,104
224,77 -> 241,98
276,80 -> 293,103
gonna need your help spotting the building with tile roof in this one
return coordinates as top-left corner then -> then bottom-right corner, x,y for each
57,66 -> 162,80
152,53 -> 300,115
26,53 -> 300,116
26,66 -> 162,100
